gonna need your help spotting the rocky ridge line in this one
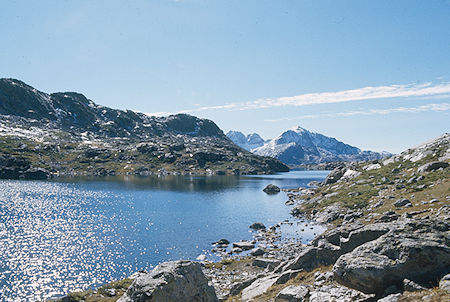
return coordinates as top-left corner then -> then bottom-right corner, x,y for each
227,127 -> 390,167
0,79 -> 289,178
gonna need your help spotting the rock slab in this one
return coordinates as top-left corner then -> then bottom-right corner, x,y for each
275,285 -> 309,301
333,219 -> 450,295
118,260 -> 218,302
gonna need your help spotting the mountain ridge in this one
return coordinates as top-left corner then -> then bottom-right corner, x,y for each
0,78 -> 226,138
227,127 -> 390,166
225,131 -> 266,151
0,78 -> 289,178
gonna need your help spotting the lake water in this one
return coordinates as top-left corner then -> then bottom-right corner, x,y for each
0,170 -> 328,301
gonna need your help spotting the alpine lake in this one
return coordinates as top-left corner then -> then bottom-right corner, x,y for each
0,170 -> 328,301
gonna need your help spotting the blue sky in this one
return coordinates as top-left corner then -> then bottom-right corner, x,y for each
1,0 -> 449,153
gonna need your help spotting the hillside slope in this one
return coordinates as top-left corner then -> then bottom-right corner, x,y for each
0,79 -> 288,179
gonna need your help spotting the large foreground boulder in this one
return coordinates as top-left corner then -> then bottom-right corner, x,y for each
333,219 -> 450,295
276,222 -> 391,273
118,260 -> 218,302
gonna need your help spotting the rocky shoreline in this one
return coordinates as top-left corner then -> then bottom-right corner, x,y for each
58,134 -> 449,302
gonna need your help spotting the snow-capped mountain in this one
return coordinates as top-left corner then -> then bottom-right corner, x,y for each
226,131 -> 265,151
228,126 -> 390,166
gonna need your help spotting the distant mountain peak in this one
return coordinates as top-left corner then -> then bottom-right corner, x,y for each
228,126 -> 390,166
226,131 -> 265,151
290,125 -> 308,133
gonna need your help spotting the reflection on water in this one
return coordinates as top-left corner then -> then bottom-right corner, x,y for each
0,171 -> 328,301
58,174 -> 243,192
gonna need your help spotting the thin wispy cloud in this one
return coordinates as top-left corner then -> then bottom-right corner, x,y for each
146,81 -> 450,116
264,103 -> 450,122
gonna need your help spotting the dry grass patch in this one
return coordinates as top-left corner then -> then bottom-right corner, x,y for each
61,278 -> 132,302
399,287 -> 450,302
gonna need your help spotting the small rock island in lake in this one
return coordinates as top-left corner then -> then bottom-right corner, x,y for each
263,184 -> 281,194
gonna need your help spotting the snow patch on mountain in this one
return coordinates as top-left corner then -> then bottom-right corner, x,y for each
228,126 -> 390,166
226,131 -> 265,151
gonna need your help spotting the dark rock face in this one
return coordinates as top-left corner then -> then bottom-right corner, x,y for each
193,152 -> 224,167
118,260 -> 218,302
0,155 -> 49,179
0,79 -> 57,121
169,143 -> 185,152
333,219 -> 450,295
393,198 -> 411,207
250,247 -> 265,256
277,144 -> 308,166
84,148 -> 105,158
23,167 -> 50,180
322,165 -> 346,185
165,114 -> 223,137
417,161 -> 449,173
0,167 -> 21,179
136,143 -> 158,154
263,184 -> 281,194
262,158 -> 290,173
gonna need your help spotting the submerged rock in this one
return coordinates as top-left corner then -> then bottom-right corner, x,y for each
118,260 -> 218,302
212,239 -> 230,245
249,222 -> 266,230
232,241 -> 255,250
